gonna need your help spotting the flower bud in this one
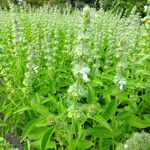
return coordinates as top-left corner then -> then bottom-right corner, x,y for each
83,6 -> 90,18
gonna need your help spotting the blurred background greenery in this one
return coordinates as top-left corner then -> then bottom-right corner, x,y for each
0,0 -> 148,16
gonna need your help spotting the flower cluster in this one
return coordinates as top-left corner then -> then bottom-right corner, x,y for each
114,36 -> 128,91
22,44 -> 37,93
116,132 -> 150,150
68,6 -> 91,100
67,104 -> 83,119
73,64 -> 90,82
68,82 -> 86,97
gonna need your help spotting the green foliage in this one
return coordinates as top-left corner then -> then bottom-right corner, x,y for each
0,137 -> 18,150
0,3 -> 150,150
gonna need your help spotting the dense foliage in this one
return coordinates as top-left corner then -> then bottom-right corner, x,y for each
0,0 -> 148,14
0,3 -> 150,150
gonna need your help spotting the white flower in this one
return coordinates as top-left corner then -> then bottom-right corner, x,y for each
73,65 -> 90,82
83,6 -> 90,16
124,144 -> 128,149
33,66 -> 39,73
144,6 -> 148,12
114,75 -> 120,84
80,66 -> 90,82
119,78 -> 126,90
82,74 -> 90,82
17,0 -> 24,2
80,66 -> 90,75
72,64 -> 80,76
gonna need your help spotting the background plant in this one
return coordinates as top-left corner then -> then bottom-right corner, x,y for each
0,3 -> 150,150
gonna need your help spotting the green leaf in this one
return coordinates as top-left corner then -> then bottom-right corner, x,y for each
35,115 -> 55,127
117,111 -> 129,120
28,127 -> 47,140
31,140 -> 56,149
102,74 -> 113,81
127,114 -> 150,128
87,84 -> 97,104
143,114 -> 150,124
41,127 -> 55,150
21,119 -> 37,142
4,104 -> 13,121
13,106 -> 30,114
92,79 -> 103,86
102,138 -> 112,150
84,127 -> 113,138
32,103 -> 49,115
92,115 -> 112,131
24,139 -> 30,150
78,140 -> 94,150
102,100 -> 118,120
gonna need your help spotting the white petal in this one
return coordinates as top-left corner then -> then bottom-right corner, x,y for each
120,84 -> 123,90
83,74 -> 90,82
80,66 -> 90,74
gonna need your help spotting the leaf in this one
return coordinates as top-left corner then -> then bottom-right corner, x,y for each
31,140 -> 56,149
127,114 -> 150,128
13,106 -> 30,114
24,139 -> 30,150
84,127 -> 113,138
35,115 -> 55,127
41,127 -> 55,150
78,140 -> 94,150
102,100 -> 118,120
143,114 -> 150,124
87,84 -> 97,104
92,115 -> 112,131
117,111 -> 129,120
102,138 -> 112,150
21,119 -> 37,142
4,104 -> 13,121
28,127 -> 47,140
32,103 -> 49,115
92,79 -> 103,86
102,74 -> 113,81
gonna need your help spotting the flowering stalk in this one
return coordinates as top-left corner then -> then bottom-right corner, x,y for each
22,44 -> 35,94
114,36 -> 127,91
68,6 -> 91,102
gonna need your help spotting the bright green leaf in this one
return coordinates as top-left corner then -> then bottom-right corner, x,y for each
41,127 -> 55,150
21,119 -> 37,142
102,100 -> 118,120
127,114 -> 150,129
92,115 -> 112,131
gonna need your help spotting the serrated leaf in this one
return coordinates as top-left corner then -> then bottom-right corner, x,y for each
21,119 -> 37,142
102,100 -> 118,120
41,127 -> 55,150
127,114 -> 150,128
